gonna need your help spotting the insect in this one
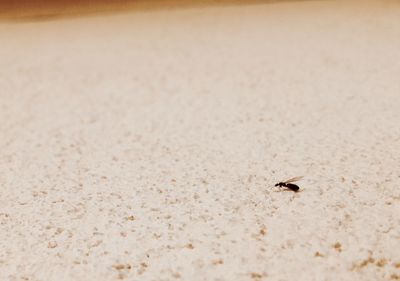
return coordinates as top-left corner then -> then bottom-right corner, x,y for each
274,176 -> 303,192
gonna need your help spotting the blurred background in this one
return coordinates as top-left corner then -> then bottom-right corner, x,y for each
0,0 -> 269,21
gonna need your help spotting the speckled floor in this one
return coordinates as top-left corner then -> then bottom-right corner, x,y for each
1,1 -> 400,280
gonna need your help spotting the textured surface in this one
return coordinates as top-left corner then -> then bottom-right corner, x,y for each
1,1 -> 400,280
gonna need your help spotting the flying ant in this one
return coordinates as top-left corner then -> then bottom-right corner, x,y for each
274,176 -> 303,192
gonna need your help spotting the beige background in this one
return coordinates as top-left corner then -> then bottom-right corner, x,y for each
1,1 -> 400,280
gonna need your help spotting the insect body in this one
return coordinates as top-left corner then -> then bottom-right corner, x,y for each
275,176 -> 303,192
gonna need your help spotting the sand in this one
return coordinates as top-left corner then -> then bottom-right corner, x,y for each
1,1 -> 400,280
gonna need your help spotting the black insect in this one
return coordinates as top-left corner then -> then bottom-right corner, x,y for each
274,176 -> 303,192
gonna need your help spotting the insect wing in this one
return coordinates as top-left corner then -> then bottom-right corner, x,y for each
283,176 -> 303,184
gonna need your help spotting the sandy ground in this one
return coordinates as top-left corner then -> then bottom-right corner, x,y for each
1,1 -> 400,280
